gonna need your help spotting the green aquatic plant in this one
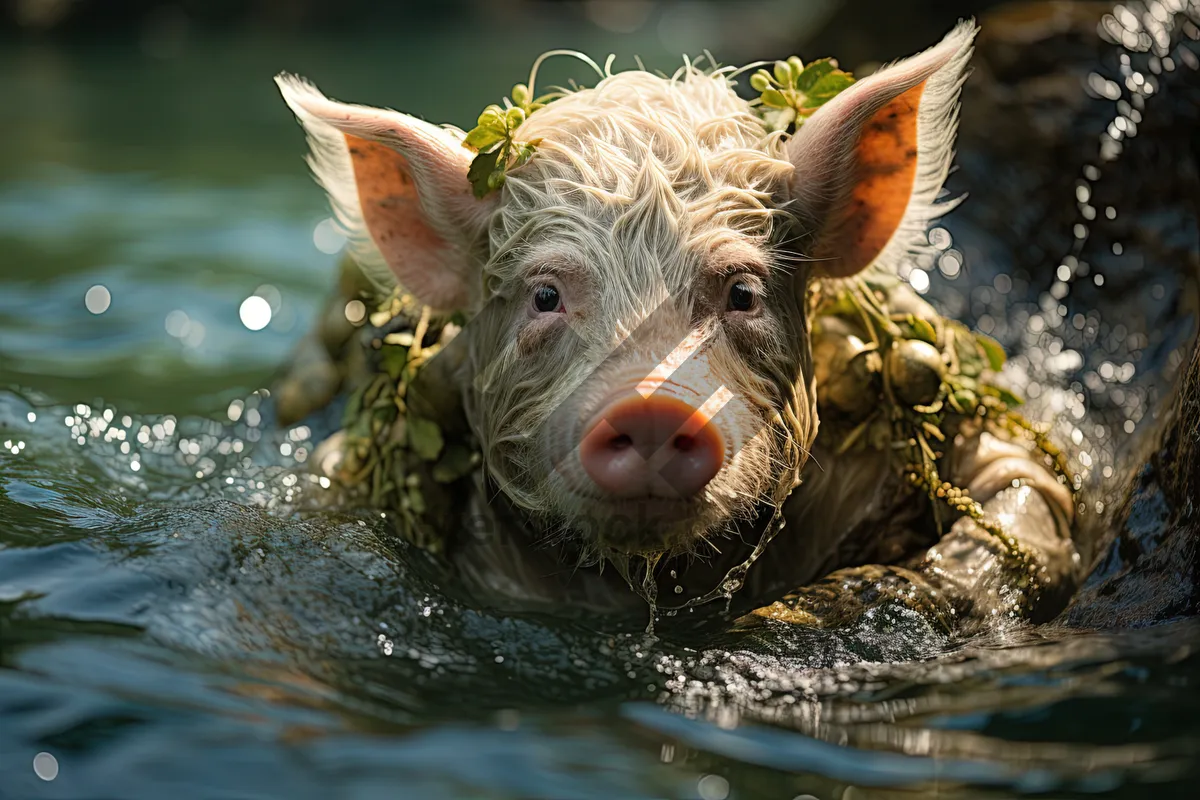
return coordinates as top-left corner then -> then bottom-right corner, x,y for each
327,274 -> 1071,570
339,50 -> 1068,568
810,276 -> 1073,599
333,291 -> 477,553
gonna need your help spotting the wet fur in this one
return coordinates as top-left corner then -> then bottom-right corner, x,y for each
271,24 -> 1076,614
462,67 -> 816,560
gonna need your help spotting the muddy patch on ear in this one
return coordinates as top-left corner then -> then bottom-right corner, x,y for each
345,134 -> 465,308
346,136 -> 447,253
822,81 -> 925,269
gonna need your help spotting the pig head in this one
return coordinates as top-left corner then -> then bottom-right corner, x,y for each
277,22 -> 976,560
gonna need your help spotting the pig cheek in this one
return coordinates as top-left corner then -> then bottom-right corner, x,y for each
708,351 -> 790,492
516,314 -> 567,357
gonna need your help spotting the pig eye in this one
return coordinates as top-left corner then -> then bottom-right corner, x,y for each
727,281 -> 756,312
533,284 -> 563,313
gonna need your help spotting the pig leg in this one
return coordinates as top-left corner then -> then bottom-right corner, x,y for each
741,430 -> 1078,632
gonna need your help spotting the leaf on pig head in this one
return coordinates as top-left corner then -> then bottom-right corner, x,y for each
512,139 -> 541,168
800,70 -> 856,110
760,88 -> 789,108
748,54 -> 857,132
463,126 -> 507,151
795,59 -> 835,92
468,148 -> 504,199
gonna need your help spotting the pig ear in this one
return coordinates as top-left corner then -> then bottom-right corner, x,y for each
786,21 -> 977,279
275,74 -> 498,311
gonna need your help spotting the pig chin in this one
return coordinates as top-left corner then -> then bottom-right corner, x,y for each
562,489 -> 737,555
545,451 -> 770,556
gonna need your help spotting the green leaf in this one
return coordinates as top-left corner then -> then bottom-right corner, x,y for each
463,126 -> 506,151
407,416 -> 444,461
432,444 -> 476,483
901,314 -> 938,345
983,383 -> 1024,408
975,332 -> 1007,372
380,345 -> 408,381
468,148 -> 502,198
801,70 -> 855,108
948,324 -> 985,379
406,484 -> 426,515
795,58 -> 834,92
761,88 -> 789,108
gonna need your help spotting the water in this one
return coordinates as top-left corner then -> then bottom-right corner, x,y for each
2,3 -> 1199,798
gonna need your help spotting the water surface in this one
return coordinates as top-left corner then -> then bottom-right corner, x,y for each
2,6 -> 1199,799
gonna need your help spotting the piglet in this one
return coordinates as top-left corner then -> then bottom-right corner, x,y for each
276,21 -> 1078,626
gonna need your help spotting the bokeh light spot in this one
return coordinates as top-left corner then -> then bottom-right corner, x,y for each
697,774 -> 730,800
345,299 -> 366,324
239,296 -> 272,331
313,218 -> 346,254
908,268 -> 930,294
33,752 -> 58,781
84,285 -> 111,314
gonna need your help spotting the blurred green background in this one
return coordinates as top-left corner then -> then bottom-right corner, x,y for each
0,0 -> 997,416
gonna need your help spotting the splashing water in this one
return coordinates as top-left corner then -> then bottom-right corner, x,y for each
2,3 -> 1199,797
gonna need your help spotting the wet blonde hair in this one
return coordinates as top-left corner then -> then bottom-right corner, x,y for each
467,63 -> 813,551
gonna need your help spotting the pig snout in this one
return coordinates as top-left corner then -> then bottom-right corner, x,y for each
578,393 -> 724,498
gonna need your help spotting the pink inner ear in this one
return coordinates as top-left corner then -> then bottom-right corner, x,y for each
345,134 -> 467,310
815,80 -> 925,277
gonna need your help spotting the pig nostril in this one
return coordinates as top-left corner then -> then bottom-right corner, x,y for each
673,434 -> 695,452
609,433 -> 633,450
